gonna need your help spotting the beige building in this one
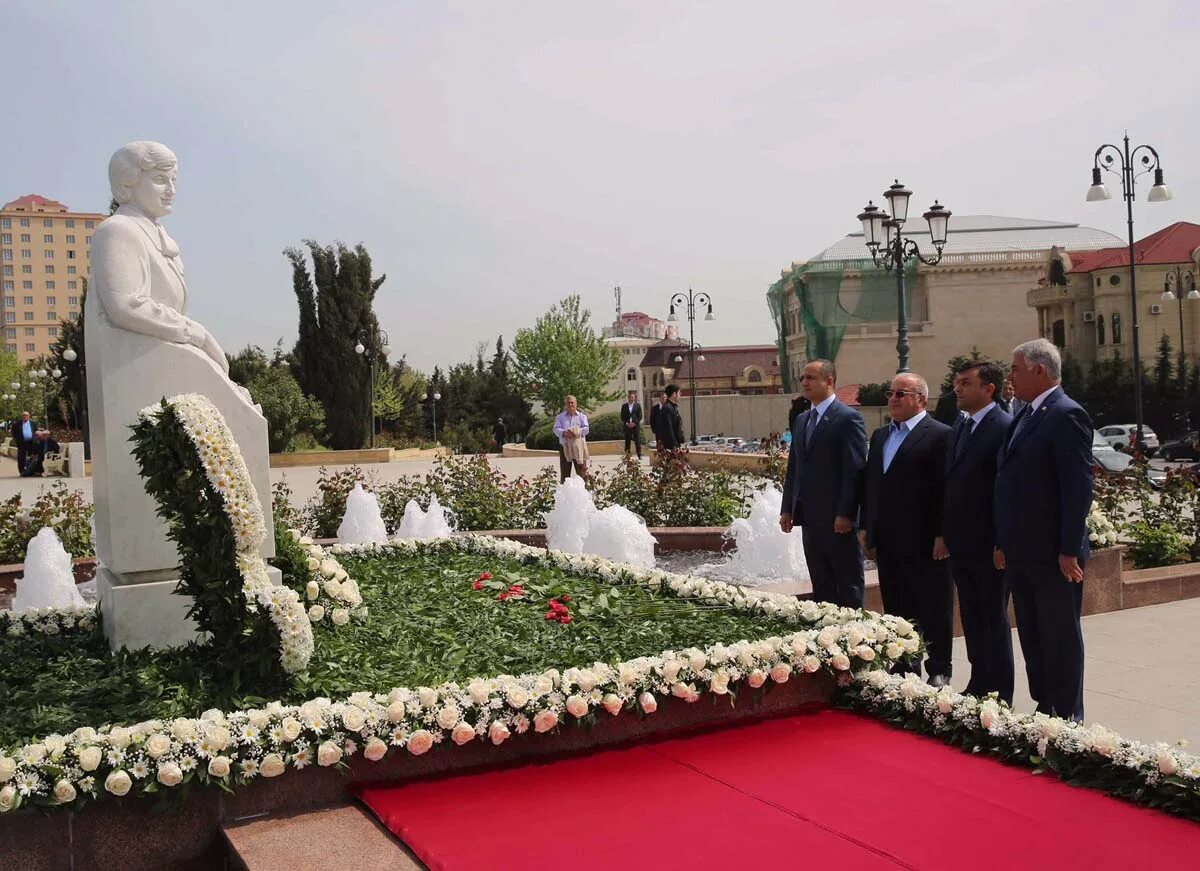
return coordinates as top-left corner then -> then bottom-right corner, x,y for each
770,216 -> 1122,391
1027,222 -> 1200,367
1,194 -> 104,362
596,311 -> 670,414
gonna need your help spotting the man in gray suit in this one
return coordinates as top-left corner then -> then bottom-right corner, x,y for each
780,359 -> 867,607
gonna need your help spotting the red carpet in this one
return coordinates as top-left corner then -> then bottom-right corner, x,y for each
357,708 -> 1200,870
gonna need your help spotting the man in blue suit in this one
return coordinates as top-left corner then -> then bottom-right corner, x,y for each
995,339 -> 1093,721
944,360 -> 1013,702
780,359 -> 867,607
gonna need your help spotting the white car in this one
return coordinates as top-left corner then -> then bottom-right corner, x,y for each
1097,424 -> 1159,455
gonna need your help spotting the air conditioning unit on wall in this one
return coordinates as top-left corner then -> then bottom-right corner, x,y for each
1150,304 -> 1164,315
1083,311 -> 1095,322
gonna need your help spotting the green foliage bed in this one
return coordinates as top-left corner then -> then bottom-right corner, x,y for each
0,548 -> 798,749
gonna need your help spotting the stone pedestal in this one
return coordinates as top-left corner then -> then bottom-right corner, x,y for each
65,441 -> 85,478
97,565 -> 283,650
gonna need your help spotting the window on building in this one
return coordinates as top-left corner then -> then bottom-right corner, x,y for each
47,326 -> 58,337
65,219 -> 75,228
43,218 -> 52,228
45,283 -> 54,291
68,282 -> 77,291
1112,313 -> 1122,344
1096,315 -> 1106,346
4,313 -> 12,323
0,234 -> 9,244
1051,319 -> 1065,347
0,218 -> 8,228
44,250 -> 54,258
67,250 -> 75,259
19,234 -> 30,243
23,312 -> 33,321
21,281 -> 30,290
43,234 -> 53,244
44,265 -> 54,274
1,282 -> 10,292
46,295 -> 56,305
3,328 -> 13,338
747,369 -> 763,383
1,250 -> 10,261
3,297 -> 11,308
66,266 -> 76,275
68,312 -> 79,321
68,295 -> 78,305
22,295 -> 33,305
19,249 -> 29,259
85,235 -> 91,244
19,218 -> 29,227
3,345 -> 14,354
20,265 -> 29,274
627,367 -> 637,382
46,312 -> 56,321
85,220 -> 95,229
65,235 -> 75,244
23,327 -> 33,336
25,343 -> 35,353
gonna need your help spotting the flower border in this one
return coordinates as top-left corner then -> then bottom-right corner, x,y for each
841,671 -> 1200,820
0,604 -> 98,639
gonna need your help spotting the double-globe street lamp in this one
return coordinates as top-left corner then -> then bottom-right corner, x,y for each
423,390 -> 442,444
26,368 -> 63,426
62,346 -> 89,459
354,328 -> 391,449
1086,133 -> 1173,449
1161,266 -> 1198,434
667,289 -> 714,444
857,181 -> 952,373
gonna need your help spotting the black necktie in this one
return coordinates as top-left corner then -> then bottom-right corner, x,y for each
955,417 -> 975,459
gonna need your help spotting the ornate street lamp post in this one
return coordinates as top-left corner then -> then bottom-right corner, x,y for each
667,289 -> 713,444
423,390 -> 442,444
1087,133 -> 1173,449
355,327 -> 391,449
1162,266 -> 1199,435
857,181 -> 952,373
62,346 -> 88,459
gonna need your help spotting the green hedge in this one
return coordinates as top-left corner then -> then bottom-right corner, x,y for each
525,412 -> 649,450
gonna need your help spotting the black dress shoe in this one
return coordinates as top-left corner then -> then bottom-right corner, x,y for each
927,673 -> 951,689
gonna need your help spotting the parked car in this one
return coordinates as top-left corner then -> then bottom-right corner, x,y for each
1158,432 -> 1200,461
1097,424 -> 1159,456
1092,431 -> 1133,473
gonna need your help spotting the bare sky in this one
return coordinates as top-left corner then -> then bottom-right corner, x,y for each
5,1 -> 1199,372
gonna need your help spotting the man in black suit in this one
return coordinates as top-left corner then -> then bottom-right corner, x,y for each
995,339 -> 1093,721
780,359 -> 866,607
11,411 -> 38,476
944,360 -> 1014,702
658,385 -> 686,450
860,373 -> 953,684
648,391 -> 665,456
619,391 -> 644,459
23,430 -> 61,477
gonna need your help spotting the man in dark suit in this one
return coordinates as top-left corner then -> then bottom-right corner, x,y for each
12,411 -> 39,476
780,359 -> 866,607
860,373 -> 954,684
23,430 -> 61,477
658,385 -> 686,450
944,360 -> 1014,702
649,391 -> 665,456
995,338 -> 1093,721
619,391 -> 644,459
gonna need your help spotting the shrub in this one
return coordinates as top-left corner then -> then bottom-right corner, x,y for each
0,483 -> 94,563
1125,521 -> 1192,569
305,466 -> 373,538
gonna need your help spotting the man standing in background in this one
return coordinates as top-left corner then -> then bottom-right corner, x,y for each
553,395 -> 590,482
658,385 -> 686,451
620,390 -> 644,460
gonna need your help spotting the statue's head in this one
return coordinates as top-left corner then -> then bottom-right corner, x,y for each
109,141 -> 178,220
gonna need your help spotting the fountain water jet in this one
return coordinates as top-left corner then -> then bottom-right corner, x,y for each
337,484 -> 389,545
13,527 -> 87,611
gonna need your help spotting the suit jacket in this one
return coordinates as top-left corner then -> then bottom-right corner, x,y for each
861,414 -> 951,561
994,387 -> 1093,562
942,405 -> 1012,559
11,420 -> 40,443
620,402 -> 643,427
781,399 -> 866,535
659,401 -> 686,449
649,403 -> 662,436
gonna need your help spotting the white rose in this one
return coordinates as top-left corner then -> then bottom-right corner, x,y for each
317,741 -> 343,767
902,636 -> 920,654
44,735 -> 66,758
894,618 -> 914,636
53,779 -> 77,804
260,754 -> 287,778
937,694 -> 954,714
1158,752 -> 1180,776
74,745 -> 102,773
105,770 -> 133,796
201,709 -> 226,724
661,660 -> 682,683
306,581 -> 320,601
386,701 -> 407,723
1090,729 -> 1118,758
170,719 -> 197,742
452,722 -> 477,745
576,670 -> 598,693
342,706 -> 367,732
280,717 -> 303,742
207,756 -> 231,778
468,680 -> 492,705
308,605 -> 325,622
0,785 -> 15,812
566,695 -> 590,718
885,642 -> 904,660
248,710 -> 271,729
407,730 -> 434,756
205,725 -> 231,751
417,688 -> 438,708
108,727 -> 132,750
979,703 -> 999,730
0,757 -> 15,783
770,663 -> 792,683
331,608 -> 350,626
831,654 -> 851,671
506,686 -> 530,709
364,737 -> 388,761
709,672 -> 730,695
306,557 -> 320,572
688,651 -> 707,673
320,559 -> 339,578
855,645 -> 876,662
157,762 -> 183,787
602,693 -> 623,715
436,705 -> 461,730
866,670 -> 888,689
144,734 -> 172,759
534,711 -> 559,733
639,692 -> 658,714
817,626 -> 840,648
489,721 -> 511,745
747,669 -> 767,688
847,627 -> 866,647
802,655 -> 821,673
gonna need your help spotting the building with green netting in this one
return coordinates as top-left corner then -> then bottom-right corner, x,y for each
768,216 -> 1121,395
